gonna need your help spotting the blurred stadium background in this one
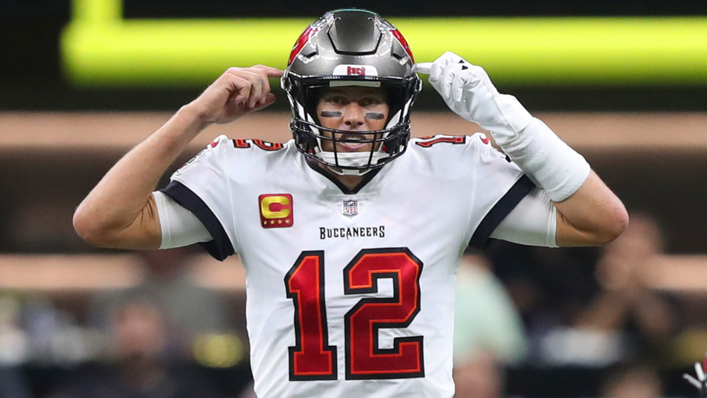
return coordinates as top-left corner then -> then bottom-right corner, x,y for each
2,0 -> 707,397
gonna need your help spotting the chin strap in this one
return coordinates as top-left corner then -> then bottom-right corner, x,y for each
684,354 -> 707,398
318,152 -> 388,175
326,166 -> 369,176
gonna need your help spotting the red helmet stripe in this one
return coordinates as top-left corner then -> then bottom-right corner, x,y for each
289,26 -> 317,66
391,29 -> 414,63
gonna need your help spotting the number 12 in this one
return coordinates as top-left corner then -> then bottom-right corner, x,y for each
284,248 -> 425,381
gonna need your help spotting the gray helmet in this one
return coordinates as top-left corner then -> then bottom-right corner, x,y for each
282,9 -> 422,175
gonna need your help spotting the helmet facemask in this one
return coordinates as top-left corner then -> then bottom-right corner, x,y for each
282,9 -> 421,175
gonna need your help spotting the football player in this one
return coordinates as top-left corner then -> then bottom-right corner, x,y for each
73,9 -> 628,398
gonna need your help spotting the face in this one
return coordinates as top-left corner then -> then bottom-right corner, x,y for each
315,87 -> 390,153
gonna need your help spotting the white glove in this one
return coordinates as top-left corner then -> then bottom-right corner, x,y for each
427,51 -> 533,145
684,357 -> 707,398
424,52 -> 590,203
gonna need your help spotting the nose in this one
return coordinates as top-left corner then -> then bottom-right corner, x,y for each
342,102 -> 365,129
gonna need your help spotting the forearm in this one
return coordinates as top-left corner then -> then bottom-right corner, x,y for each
73,105 -> 207,246
74,66 -> 283,248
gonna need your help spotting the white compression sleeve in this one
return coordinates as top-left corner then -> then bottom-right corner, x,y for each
427,53 -> 590,203
500,118 -> 591,203
152,191 -> 212,249
490,187 -> 558,247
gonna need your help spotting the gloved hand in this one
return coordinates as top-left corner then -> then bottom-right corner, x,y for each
423,51 -> 590,203
427,52 -> 533,145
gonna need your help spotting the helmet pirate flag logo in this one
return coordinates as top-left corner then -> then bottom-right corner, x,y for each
391,29 -> 414,63
342,199 -> 359,217
288,26 -> 318,66
259,194 -> 294,228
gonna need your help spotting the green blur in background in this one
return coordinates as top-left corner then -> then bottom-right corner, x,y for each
61,0 -> 707,87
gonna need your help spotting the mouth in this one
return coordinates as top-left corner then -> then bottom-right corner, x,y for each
337,133 -> 370,151
340,142 -> 367,150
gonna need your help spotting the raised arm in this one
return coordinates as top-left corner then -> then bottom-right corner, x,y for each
73,66 -> 284,249
427,52 -> 628,246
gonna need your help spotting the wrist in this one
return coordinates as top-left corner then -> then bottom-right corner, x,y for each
151,106 -> 211,152
479,94 -> 533,144
178,103 -> 215,131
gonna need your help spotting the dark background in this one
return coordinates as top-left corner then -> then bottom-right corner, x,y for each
2,0 -> 707,112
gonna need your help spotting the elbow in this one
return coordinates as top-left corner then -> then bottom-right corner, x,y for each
593,204 -> 630,245
72,207 -> 115,248
557,201 -> 629,247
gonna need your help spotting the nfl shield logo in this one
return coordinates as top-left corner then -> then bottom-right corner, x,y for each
342,200 -> 358,217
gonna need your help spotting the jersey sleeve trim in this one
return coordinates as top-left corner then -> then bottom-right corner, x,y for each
160,181 -> 235,261
469,175 -> 536,250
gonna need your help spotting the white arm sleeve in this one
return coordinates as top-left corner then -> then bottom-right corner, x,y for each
490,187 -> 558,247
153,191 -> 213,249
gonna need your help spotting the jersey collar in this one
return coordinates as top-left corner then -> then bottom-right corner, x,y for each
305,158 -> 382,195
299,154 -> 401,198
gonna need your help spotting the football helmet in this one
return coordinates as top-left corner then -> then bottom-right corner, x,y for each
282,9 -> 422,175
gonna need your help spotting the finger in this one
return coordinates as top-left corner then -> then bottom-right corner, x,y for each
247,67 -> 284,106
430,52 -> 464,82
230,70 -> 264,108
415,62 -> 432,75
250,68 -> 273,106
246,71 -> 266,108
469,64 -> 498,95
440,63 -> 463,100
253,64 -> 285,78
221,73 -> 251,105
451,70 -> 475,103
429,62 -> 443,83
438,51 -> 464,68
252,93 -> 277,111
429,59 -> 452,83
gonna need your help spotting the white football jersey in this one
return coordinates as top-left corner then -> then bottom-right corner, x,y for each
161,133 -> 534,398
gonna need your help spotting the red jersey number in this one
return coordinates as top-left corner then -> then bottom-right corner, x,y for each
285,252 -> 337,380
285,248 -> 425,381
415,135 -> 466,148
